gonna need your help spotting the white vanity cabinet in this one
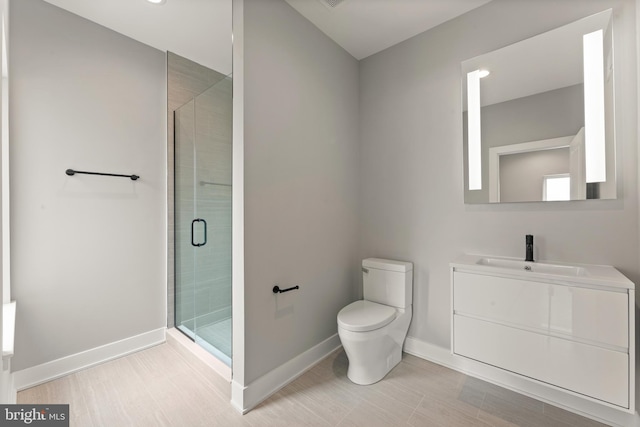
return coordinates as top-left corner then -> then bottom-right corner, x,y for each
450,254 -> 635,412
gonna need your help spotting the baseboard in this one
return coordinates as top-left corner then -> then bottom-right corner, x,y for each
404,336 -> 640,427
231,333 -> 342,413
13,327 -> 166,391
0,367 -> 15,404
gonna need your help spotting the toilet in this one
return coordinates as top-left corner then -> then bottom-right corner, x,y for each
337,258 -> 413,385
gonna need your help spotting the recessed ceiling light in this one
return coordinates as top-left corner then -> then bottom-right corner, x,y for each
478,69 -> 490,78
147,0 -> 166,5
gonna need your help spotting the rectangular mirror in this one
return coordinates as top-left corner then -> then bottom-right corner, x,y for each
462,10 -> 615,204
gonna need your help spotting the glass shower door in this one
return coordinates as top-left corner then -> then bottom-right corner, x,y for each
175,76 -> 232,366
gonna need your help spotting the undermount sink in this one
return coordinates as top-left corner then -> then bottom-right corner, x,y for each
476,257 -> 587,277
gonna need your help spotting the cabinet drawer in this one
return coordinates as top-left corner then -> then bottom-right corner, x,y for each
453,315 -> 629,408
453,272 -> 628,348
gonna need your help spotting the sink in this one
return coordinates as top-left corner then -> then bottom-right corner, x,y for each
451,254 -> 633,290
476,257 -> 587,277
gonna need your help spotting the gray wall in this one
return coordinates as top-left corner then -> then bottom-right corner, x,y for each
242,0 -> 360,384
10,0 -> 167,370
359,0 -> 637,351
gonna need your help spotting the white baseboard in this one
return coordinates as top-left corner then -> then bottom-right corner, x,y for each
0,367 -> 15,404
404,336 -> 640,427
231,333 -> 342,413
13,328 -> 166,391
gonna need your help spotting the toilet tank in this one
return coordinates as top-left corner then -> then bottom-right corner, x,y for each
362,258 -> 413,308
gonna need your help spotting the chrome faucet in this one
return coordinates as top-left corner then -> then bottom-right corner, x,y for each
525,235 -> 534,262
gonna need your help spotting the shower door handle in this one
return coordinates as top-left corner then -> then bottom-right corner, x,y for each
191,218 -> 207,247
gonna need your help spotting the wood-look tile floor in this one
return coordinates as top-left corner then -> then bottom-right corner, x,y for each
18,338 -> 606,427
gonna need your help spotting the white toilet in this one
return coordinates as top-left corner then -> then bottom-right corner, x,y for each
337,258 -> 413,385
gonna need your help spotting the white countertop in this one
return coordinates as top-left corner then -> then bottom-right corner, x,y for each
451,254 -> 634,290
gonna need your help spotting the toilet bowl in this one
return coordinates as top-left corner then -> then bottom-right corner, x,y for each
337,258 -> 413,385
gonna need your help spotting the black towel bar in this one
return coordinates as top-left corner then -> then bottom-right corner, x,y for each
273,285 -> 299,294
66,169 -> 139,181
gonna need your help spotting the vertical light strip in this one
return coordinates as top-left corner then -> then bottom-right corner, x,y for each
467,70 -> 482,190
583,29 -> 606,183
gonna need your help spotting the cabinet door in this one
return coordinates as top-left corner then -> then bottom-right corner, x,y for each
453,272 -> 551,330
454,315 -> 629,408
549,285 -> 627,348
453,272 -> 628,348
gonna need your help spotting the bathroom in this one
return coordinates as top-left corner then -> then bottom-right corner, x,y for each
1,0 -> 639,425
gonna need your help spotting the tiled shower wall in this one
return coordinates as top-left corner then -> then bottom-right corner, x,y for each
167,53 -> 227,328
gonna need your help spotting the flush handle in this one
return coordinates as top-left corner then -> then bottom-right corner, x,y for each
362,267 -> 369,274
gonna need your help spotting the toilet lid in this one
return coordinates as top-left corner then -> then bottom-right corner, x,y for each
337,300 -> 397,332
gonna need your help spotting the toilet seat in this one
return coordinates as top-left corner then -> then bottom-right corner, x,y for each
337,300 -> 397,332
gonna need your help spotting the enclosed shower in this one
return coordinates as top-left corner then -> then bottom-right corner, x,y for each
174,75 -> 232,366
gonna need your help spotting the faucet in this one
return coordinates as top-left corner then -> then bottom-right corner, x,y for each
525,235 -> 534,262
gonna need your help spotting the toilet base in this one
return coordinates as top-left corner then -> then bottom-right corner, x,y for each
338,307 -> 412,385
346,345 -> 402,385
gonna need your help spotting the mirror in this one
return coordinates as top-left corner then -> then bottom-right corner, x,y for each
462,10 -> 614,204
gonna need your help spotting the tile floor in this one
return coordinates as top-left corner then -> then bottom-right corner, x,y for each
17,336 -> 607,426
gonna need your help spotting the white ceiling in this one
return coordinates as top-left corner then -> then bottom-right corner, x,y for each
284,0 -> 493,60
42,0 -> 493,75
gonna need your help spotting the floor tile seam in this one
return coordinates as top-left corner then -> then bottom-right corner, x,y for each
471,386 -> 489,424
334,400 -> 359,427
404,394 -> 426,426
446,391 -> 495,427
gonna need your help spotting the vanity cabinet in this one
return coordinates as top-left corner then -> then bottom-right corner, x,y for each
450,255 -> 635,411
